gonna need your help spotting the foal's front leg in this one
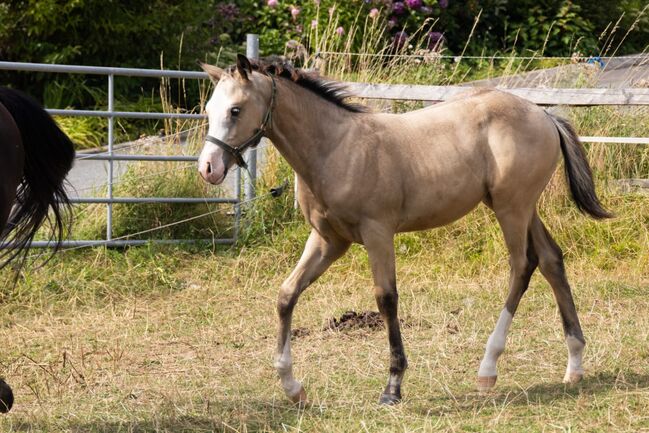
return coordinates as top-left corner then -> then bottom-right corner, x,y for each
362,227 -> 407,405
275,229 -> 350,405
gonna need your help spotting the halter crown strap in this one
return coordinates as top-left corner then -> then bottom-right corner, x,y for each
205,76 -> 277,169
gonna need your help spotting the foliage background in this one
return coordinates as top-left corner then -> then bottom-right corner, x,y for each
1,0 -> 648,106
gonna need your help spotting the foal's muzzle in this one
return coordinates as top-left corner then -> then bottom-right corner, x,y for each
198,148 -> 228,185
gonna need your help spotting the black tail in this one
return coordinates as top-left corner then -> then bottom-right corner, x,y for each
548,113 -> 612,219
0,87 -> 75,269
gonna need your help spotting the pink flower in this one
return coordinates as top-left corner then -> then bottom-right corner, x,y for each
335,26 -> 345,36
311,19 -> 318,28
369,8 -> 379,18
291,6 -> 300,19
313,0 -> 320,4
267,0 -> 278,7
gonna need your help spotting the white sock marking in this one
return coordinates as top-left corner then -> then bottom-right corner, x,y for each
274,340 -> 302,397
478,308 -> 513,377
565,335 -> 585,377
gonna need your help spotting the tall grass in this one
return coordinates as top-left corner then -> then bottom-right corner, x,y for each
41,9 -> 649,255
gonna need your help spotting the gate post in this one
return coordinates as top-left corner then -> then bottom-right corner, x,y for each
244,34 -> 260,202
107,74 -> 114,241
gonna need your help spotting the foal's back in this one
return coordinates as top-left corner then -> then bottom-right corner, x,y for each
363,89 -> 561,232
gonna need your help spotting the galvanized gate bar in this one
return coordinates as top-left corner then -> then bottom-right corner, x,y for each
0,47 -> 261,248
24,239 -> 236,248
47,109 -> 206,119
0,61 -> 208,79
78,154 -> 199,161
68,197 -> 237,204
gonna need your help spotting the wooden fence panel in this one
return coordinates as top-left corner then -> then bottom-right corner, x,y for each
344,83 -> 649,106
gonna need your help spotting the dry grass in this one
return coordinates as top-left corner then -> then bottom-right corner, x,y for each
1,181 -> 648,432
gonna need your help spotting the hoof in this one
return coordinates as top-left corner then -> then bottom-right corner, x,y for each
563,371 -> 583,385
0,378 -> 13,413
477,375 -> 497,392
289,386 -> 308,408
378,392 -> 401,405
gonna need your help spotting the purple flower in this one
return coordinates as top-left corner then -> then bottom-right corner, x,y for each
392,1 -> 405,15
405,0 -> 422,9
387,16 -> 398,28
267,0 -> 278,7
369,8 -> 379,18
336,26 -> 345,36
216,3 -> 239,20
427,31 -> 444,50
420,5 -> 432,14
393,31 -> 408,48
291,6 -> 300,19
438,0 -> 448,8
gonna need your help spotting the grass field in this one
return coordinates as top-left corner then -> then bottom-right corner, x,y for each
3,39 -> 649,430
0,177 -> 648,432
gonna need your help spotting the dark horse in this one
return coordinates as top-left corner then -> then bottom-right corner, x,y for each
0,87 -> 75,412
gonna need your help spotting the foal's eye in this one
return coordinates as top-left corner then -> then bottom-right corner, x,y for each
230,107 -> 241,117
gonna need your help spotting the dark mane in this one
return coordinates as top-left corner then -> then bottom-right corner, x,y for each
229,60 -> 369,113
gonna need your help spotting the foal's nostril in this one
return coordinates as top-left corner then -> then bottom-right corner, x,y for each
206,161 -> 212,174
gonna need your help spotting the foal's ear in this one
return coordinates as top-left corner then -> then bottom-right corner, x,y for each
198,61 -> 225,84
235,54 -> 253,82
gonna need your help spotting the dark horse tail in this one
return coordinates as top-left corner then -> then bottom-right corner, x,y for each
0,87 -> 75,269
547,113 -> 613,219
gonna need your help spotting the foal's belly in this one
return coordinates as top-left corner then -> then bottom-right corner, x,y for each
396,176 -> 486,233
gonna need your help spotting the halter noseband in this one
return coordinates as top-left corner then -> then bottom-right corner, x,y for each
205,75 -> 277,169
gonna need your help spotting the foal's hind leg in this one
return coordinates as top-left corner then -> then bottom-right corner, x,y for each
478,208 -> 538,391
275,229 -> 350,405
529,214 -> 586,384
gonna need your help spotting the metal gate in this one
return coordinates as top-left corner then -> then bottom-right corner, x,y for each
0,35 -> 262,248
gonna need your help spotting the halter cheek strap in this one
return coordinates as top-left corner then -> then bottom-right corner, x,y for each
205,76 -> 277,170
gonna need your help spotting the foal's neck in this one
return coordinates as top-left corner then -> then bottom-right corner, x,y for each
266,79 -> 362,187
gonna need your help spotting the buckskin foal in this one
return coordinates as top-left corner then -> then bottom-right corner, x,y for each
197,55 -> 610,405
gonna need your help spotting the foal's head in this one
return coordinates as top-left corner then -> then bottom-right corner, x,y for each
198,55 -> 273,185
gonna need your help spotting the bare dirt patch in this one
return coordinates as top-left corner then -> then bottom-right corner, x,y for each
323,310 -> 384,332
